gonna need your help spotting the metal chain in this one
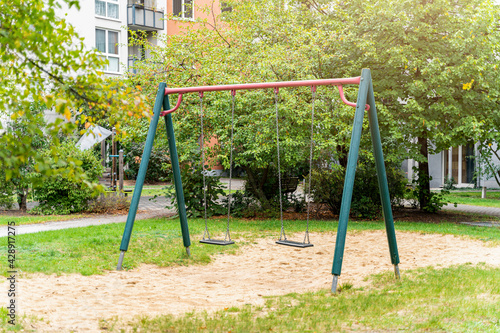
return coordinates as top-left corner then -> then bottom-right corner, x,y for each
304,87 -> 316,244
225,92 -> 236,242
275,88 -> 285,241
200,93 -> 210,240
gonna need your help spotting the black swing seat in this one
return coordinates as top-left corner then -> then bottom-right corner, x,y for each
200,239 -> 235,246
276,240 -> 314,248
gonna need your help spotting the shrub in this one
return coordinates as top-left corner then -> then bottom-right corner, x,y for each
411,170 -> 450,213
31,141 -> 104,215
164,157 -> 226,218
87,194 -> 131,213
126,142 -> 172,183
243,165 -> 305,212
309,161 -> 407,219
220,190 -> 260,218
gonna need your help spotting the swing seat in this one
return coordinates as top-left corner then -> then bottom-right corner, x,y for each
200,239 -> 235,246
276,240 -> 314,248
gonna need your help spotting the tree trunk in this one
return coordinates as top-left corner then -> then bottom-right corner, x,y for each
17,188 -> 28,212
417,136 -> 430,210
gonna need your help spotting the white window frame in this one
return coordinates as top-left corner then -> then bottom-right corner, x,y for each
173,0 -> 194,20
95,0 -> 120,20
95,28 -> 120,73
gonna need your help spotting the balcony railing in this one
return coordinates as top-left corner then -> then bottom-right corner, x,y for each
127,0 -> 164,31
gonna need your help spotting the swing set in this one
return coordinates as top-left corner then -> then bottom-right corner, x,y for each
117,69 -> 401,293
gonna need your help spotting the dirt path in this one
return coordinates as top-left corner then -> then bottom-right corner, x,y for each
5,230 -> 500,332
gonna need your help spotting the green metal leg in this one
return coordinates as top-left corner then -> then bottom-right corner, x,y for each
163,95 -> 191,255
117,83 -> 166,270
366,71 -> 400,274
331,68 -> 401,292
331,70 -> 370,290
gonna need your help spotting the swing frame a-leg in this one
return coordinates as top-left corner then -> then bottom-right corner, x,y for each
330,69 -> 400,293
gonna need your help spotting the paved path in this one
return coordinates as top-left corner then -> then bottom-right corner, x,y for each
442,203 -> 500,217
0,196 -> 173,238
442,203 -> 500,227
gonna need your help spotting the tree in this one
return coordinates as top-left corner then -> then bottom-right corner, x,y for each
0,103 -> 49,211
0,0 -> 147,188
313,0 -> 500,209
126,0 -> 405,209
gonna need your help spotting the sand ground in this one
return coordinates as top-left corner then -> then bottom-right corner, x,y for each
3,230 -> 500,332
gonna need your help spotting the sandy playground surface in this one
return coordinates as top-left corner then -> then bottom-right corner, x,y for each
4,230 -> 500,332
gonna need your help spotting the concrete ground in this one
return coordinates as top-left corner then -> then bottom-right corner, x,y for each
1,178 -> 499,237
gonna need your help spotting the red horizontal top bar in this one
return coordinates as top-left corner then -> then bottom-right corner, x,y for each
164,77 -> 361,95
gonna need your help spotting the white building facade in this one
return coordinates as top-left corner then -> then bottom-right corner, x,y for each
54,0 -> 167,77
403,144 -> 500,189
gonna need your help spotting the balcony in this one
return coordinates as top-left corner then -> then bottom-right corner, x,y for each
127,0 -> 164,31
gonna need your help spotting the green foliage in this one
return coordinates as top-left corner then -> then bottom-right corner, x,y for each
86,194 -> 130,213
310,161 -> 408,218
0,103 -> 50,210
0,0 -> 147,187
164,156 -> 226,218
443,176 -> 457,191
411,169 -> 450,213
221,190 -> 260,218
31,141 -> 104,214
125,142 -> 172,183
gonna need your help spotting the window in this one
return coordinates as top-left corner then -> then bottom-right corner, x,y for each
221,2 -> 232,13
96,29 -> 120,72
95,0 -> 119,19
173,0 -> 193,19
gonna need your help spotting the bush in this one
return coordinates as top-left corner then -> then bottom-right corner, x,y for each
309,161 -> 407,219
243,165 -> 305,212
31,141 -> 104,215
164,157 -> 226,218
87,194 -> 131,213
126,142 -> 172,183
221,190 -> 260,218
410,170 -> 450,213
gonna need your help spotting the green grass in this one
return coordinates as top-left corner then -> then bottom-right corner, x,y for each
1,217 -> 499,276
443,190 -> 500,208
0,215 -> 83,226
110,264 -> 500,332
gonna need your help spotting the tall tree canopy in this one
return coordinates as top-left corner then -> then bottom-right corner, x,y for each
321,0 -> 500,207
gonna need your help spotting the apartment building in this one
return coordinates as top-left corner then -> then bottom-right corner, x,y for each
54,0 -> 166,76
54,0 -> 221,75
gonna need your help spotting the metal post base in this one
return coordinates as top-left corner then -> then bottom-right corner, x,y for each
117,251 -> 125,271
186,246 -> 191,257
394,264 -> 400,279
331,275 -> 339,294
